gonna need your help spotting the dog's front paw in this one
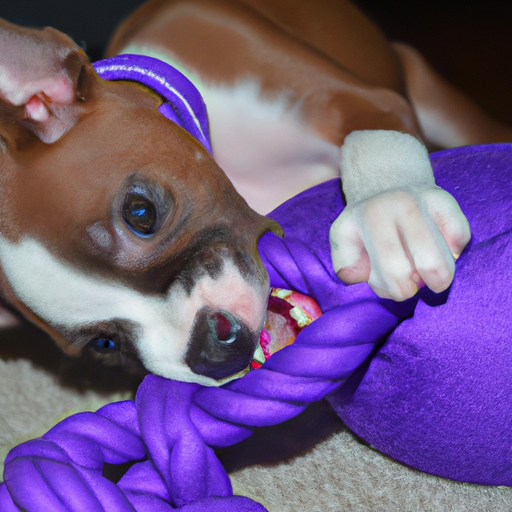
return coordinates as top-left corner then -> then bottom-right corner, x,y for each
329,186 -> 471,301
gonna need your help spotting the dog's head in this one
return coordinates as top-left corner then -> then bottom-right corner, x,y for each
0,20 -> 280,385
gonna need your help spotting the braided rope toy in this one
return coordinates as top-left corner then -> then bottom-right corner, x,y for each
1,56 -> 512,509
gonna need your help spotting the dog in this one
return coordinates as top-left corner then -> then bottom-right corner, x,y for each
0,0 -> 509,386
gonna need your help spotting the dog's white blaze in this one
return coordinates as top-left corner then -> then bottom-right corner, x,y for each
0,236 -> 267,386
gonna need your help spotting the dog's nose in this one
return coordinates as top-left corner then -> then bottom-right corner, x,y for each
185,307 -> 259,380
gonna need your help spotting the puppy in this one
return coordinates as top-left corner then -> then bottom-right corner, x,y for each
0,0 -> 509,385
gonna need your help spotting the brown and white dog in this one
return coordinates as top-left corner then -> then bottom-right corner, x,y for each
0,0 -> 510,385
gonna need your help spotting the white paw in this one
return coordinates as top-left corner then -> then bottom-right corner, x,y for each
330,186 -> 471,301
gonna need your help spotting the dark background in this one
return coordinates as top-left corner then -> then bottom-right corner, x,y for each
1,0 -> 511,125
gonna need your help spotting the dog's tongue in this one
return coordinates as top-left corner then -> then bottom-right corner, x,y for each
93,54 -> 211,152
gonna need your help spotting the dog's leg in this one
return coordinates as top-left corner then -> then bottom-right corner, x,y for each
394,42 -> 512,148
330,130 -> 471,301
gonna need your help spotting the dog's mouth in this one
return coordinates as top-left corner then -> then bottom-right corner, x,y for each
75,285 -> 323,386
185,287 -> 324,383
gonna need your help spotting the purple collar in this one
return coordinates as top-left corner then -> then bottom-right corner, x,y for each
93,54 -> 212,153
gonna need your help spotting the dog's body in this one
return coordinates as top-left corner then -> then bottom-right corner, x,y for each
0,0 -> 510,384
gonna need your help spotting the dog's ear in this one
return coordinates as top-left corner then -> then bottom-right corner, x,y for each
0,20 -> 92,144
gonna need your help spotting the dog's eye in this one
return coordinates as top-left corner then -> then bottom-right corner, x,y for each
93,337 -> 117,352
123,193 -> 157,236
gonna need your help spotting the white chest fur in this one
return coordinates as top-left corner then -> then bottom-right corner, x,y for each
203,80 -> 340,213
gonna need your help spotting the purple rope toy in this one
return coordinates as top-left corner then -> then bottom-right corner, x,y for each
1,56 -> 512,510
